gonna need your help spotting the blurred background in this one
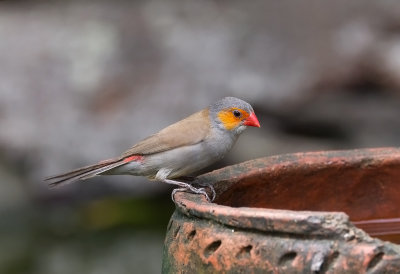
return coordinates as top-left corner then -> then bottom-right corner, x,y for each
1,0 -> 400,273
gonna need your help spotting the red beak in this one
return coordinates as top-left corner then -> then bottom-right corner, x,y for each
243,112 -> 260,128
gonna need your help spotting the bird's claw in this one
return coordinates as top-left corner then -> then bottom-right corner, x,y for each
171,188 -> 183,203
171,186 -> 215,202
190,186 -> 216,202
208,185 -> 216,201
194,184 -> 216,201
162,178 -> 216,202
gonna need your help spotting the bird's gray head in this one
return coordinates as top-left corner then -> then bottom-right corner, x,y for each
209,97 -> 260,135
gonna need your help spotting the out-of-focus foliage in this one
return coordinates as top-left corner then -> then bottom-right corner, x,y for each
0,195 -> 174,274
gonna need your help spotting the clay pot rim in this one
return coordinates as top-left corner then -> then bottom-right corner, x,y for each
174,192 -> 356,238
174,147 -> 400,241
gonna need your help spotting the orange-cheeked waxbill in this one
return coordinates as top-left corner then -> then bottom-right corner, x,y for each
46,97 -> 260,201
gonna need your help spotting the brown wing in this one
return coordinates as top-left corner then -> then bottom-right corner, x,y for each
121,108 -> 211,157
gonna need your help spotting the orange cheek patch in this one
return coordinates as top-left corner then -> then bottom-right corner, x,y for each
218,108 -> 249,130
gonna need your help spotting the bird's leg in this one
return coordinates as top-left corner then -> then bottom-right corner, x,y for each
161,178 -> 212,202
155,169 -> 214,202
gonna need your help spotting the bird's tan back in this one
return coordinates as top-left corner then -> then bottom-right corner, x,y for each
121,108 -> 211,157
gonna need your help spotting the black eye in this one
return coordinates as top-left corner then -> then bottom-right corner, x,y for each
233,110 -> 241,118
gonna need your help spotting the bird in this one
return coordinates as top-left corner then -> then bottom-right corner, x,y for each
45,97 -> 260,201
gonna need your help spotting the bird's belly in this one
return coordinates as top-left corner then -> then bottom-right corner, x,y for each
143,143 -> 221,178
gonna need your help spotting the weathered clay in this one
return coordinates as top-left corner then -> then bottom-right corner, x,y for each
163,148 -> 400,273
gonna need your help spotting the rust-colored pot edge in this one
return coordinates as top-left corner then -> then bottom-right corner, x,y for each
174,192 -> 359,240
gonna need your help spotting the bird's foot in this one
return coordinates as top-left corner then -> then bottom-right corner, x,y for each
162,179 -> 215,202
171,187 -> 210,202
194,183 -> 216,201
176,176 -> 217,201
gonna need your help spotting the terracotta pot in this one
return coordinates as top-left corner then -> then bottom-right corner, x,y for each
162,148 -> 400,273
